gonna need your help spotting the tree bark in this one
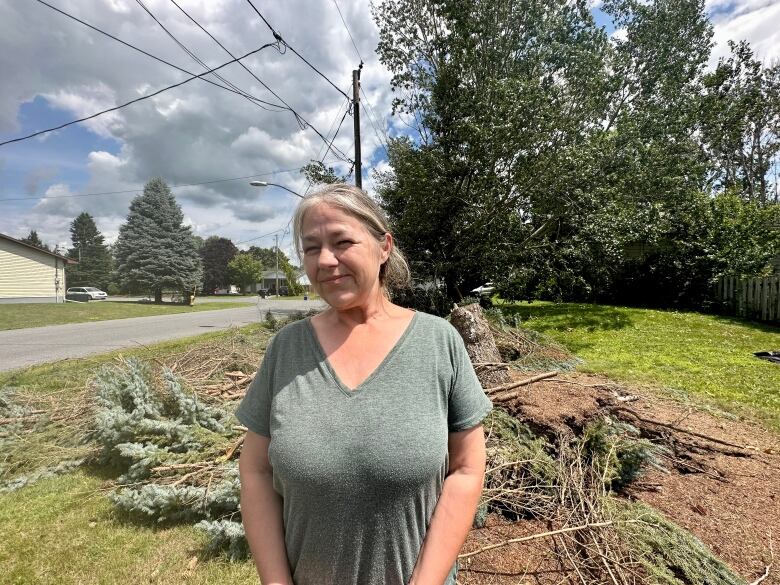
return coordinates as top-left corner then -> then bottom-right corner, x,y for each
449,303 -> 511,388
154,288 -> 163,304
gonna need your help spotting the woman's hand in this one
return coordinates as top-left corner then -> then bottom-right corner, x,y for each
239,430 -> 295,585
408,425 -> 487,585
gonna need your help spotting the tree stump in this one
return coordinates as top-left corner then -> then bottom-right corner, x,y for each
450,303 -> 511,389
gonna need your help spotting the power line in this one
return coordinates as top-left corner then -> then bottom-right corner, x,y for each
0,42 -> 281,148
0,165 -> 343,202
33,0 -> 285,111
134,0 -> 281,113
244,0 -> 352,102
23,1 -> 353,163
331,0 -> 363,62
236,226 -> 288,245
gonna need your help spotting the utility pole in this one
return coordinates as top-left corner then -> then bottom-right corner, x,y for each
352,65 -> 362,189
274,234 -> 280,297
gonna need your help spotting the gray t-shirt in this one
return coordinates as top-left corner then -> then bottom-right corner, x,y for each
236,311 -> 492,585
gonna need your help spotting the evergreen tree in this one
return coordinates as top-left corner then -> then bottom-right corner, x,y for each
200,237 -> 239,293
114,178 -> 203,303
20,230 -> 49,251
65,212 -> 113,290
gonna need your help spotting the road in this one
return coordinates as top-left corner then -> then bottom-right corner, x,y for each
0,299 -> 324,373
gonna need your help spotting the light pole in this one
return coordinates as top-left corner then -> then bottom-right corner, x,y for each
249,181 -> 304,199
250,181 -> 305,297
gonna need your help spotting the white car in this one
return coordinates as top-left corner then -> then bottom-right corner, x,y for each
470,282 -> 495,296
67,286 -> 108,300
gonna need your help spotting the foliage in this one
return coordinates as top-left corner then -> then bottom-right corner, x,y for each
614,501 -> 745,585
65,212 -> 113,290
227,253 -> 263,293
114,177 -> 203,302
200,236 -> 239,293
301,160 -> 347,185
374,0 -> 780,309
196,519 -> 249,560
19,229 -> 49,251
246,245 -> 303,295
701,41 -> 780,204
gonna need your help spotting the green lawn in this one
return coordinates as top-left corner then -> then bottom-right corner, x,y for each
500,301 -> 780,431
0,300 -> 250,331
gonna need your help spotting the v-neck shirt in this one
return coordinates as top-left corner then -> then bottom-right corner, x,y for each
236,311 -> 493,585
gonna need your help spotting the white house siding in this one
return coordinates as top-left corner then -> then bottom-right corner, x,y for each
0,238 -> 66,303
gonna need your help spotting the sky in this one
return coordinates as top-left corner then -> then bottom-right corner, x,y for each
1,0 -> 778,257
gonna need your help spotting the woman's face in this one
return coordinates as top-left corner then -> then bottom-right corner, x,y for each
301,203 -> 390,311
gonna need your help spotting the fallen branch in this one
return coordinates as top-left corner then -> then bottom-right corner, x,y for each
749,530 -> 774,585
614,407 -> 749,452
486,371 -> 558,395
458,520 -> 623,559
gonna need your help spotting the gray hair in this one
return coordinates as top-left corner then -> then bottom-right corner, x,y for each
292,183 -> 411,294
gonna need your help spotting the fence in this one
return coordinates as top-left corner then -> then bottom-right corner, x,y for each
716,275 -> 780,323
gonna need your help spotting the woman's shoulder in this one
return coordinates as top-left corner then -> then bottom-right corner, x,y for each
410,311 -> 461,342
264,317 -> 311,353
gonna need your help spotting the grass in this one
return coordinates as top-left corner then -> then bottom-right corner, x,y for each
0,470 -> 258,584
0,324 -> 269,584
499,301 -> 780,431
0,300 -> 251,331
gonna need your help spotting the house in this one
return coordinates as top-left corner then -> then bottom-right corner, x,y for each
0,233 -> 77,303
251,270 -> 311,294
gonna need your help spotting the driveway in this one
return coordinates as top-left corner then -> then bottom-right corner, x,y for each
0,299 -> 324,373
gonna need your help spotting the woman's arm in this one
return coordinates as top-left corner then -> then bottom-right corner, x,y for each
239,430 -> 294,585
408,424 -> 487,585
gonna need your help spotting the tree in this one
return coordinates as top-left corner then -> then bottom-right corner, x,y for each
200,237 -> 238,293
114,178 -> 203,303
65,212 -> 113,290
227,253 -> 263,292
301,160 -> 347,185
20,230 -> 48,251
374,0 -> 611,299
247,246 -> 303,295
701,41 -> 780,204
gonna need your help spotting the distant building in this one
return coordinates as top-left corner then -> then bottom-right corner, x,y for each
0,233 -> 77,303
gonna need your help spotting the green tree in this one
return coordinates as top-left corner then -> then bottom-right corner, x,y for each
200,236 -> 238,293
65,212 -> 113,290
227,253 -> 263,292
701,41 -> 780,204
301,160 -> 347,185
114,178 -> 203,303
247,246 -> 303,295
20,230 -> 49,251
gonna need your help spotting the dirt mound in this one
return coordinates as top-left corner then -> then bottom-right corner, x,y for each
461,371 -> 779,584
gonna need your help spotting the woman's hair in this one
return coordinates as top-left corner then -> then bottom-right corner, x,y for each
292,183 -> 411,294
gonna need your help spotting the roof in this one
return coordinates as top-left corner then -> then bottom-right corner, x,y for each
0,233 -> 78,264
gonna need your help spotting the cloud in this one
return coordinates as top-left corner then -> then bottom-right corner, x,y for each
709,0 -> 780,65
0,0 -> 394,248
24,165 -> 59,196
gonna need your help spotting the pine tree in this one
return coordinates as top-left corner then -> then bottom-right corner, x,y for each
20,230 -> 48,251
114,178 -> 203,303
65,212 -> 113,290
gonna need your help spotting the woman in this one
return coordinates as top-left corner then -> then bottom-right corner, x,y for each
237,183 -> 492,585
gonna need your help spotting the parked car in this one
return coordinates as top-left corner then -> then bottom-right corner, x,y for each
470,282 -> 495,296
66,286 -> 108,300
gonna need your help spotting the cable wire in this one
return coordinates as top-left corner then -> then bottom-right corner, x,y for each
23,0 -> 352,162
244,0 -> 352,102
33,0 -> 285,111
134,0 -> 283,113
0,165 -> 341,202
0,43 -> 281,148
331,0 -> 363,62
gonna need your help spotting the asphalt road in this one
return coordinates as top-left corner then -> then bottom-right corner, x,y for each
0,299 -> 324,373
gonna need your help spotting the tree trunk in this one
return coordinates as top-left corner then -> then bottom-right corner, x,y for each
450,303 -> 511,389
154,288 -> 163,304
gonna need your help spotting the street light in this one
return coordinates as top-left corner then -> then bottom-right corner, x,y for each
249,180 -> 305,298
249,181 -> 304,199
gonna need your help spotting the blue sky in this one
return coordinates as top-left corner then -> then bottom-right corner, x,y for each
1,0 -> 777,253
